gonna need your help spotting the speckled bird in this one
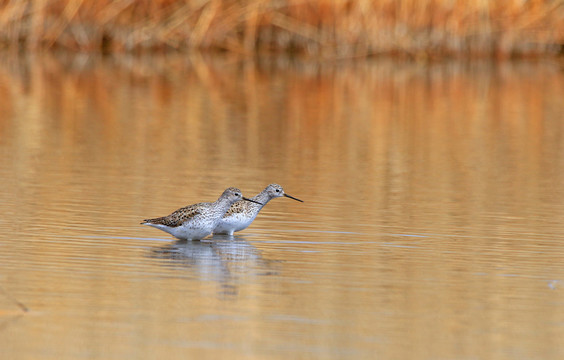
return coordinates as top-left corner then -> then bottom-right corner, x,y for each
141,187 -> 262,240
213,184 -> 303,236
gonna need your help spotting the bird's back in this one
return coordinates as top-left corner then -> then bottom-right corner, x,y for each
142,202 -> 209,228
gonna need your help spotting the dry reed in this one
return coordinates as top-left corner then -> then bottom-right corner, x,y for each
0,0 -> 562,57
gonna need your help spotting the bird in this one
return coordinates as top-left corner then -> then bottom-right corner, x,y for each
141,187 -> 262,240
213,184 -> 303,236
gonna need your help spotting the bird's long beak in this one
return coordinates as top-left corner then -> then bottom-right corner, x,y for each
243,197 -> 263,205
284,194 -> 304,202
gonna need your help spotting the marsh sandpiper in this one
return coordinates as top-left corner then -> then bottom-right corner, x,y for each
141,187 -> 262,240
213,184 -> 303,236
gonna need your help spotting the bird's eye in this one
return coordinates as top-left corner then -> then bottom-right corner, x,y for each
276,189 -> 280,192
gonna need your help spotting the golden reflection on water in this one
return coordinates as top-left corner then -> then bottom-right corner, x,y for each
0,53 -> 563,359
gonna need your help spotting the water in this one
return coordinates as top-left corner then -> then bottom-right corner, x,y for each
1,53 -> 563,359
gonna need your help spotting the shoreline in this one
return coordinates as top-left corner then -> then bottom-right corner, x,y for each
0,1 -> 562,58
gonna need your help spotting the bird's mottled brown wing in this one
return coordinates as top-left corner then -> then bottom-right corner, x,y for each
143,203 -> 203,227
223,201 -> 247,217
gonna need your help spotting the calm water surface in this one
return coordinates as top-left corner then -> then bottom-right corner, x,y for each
0,54 -> 563,359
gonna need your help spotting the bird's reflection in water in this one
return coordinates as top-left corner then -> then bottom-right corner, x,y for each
149,235 -> 278,298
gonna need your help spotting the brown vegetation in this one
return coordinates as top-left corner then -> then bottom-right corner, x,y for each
0,0 -> 562,57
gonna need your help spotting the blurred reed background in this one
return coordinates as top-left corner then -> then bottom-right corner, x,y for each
0,0 -> 562,57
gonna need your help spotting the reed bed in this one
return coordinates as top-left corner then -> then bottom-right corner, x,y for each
0,0 -> 562,57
